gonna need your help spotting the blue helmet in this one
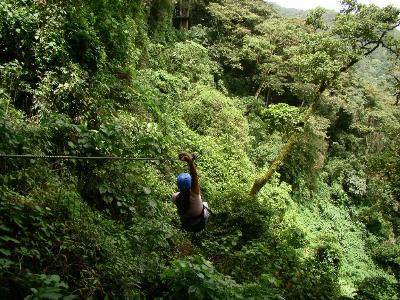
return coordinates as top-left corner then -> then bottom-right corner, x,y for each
177,173 -> 192,191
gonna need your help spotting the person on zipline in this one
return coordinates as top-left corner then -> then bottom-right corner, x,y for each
172,152 -> 209,232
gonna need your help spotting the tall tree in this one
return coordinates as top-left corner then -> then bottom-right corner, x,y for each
250,0 -> 400,196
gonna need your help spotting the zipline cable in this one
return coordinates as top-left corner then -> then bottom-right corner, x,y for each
0,154 -> 183,161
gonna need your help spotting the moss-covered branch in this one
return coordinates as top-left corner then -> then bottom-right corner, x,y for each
250,98 -> 318,196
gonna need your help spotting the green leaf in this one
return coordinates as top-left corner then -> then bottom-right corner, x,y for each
143,187 -> 151,195
0,236 -> 20,243
148,200 -> 157,208
0,258 -> 13,268
0,248 -> 11,256
178,261 -> 186,268
40,292 -> 63,300
49,274 -> 61,282
0,225 -> 11,232
103,195 -> 113,204
99,186 -> 107,194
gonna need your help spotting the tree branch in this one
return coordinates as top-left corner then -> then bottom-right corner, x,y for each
255,83 -> 264,99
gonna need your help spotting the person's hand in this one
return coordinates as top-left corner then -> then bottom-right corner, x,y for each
179,152 -> 192,163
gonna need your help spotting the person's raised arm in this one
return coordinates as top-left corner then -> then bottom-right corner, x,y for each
179,152 -> 200,195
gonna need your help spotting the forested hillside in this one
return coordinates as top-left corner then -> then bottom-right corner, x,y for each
1,0 -> 399,299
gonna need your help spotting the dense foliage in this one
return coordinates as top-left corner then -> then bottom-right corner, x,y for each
1,0 -> 399,299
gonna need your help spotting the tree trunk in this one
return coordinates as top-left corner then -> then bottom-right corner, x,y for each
265,88 -> 271,106
179,0 -> 190,30
255,83 -> 263,99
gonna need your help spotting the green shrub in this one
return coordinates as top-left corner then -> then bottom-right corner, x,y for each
160,255 -> 243,299
372,242 -> 400,280
24,274 -> 77,300
181,84 -> 249,145
354,276 -> 398,300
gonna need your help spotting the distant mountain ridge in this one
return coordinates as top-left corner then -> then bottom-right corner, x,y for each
268,1 -> 399,34
268,1 -> 310,17
268,1 -> 338,23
